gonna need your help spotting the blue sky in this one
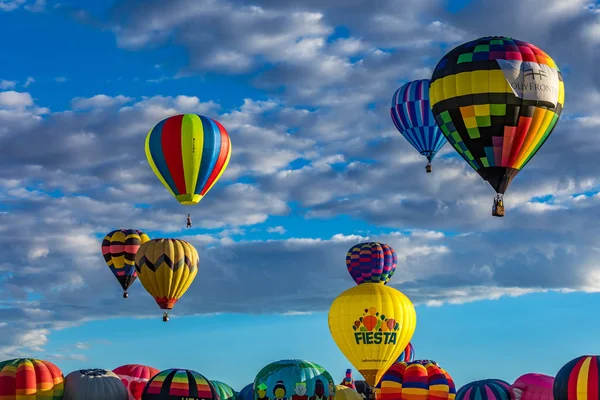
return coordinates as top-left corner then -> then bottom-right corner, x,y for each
1,0 -> 600,394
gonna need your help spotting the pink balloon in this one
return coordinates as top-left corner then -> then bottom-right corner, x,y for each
510,373 -> 554,400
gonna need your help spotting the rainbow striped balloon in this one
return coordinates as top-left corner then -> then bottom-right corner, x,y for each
145,114 -> 232,206
457,379 -> 511,400
397,342 -> 415,363
376,360 -> 455,400
141,368 -> 218,400
346,242 -> 397,285
554,355 -> 600,400
0,358 -> 64,399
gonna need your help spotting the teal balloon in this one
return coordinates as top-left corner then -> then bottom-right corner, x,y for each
254,359 -> 335,400
211,380 -> 238,400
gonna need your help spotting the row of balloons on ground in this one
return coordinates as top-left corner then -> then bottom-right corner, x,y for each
143,36 -> 565,219
0,353 -> 597,400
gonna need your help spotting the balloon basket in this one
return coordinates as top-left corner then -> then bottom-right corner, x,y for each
425,163 -> 432,173
123,292 -> 128,299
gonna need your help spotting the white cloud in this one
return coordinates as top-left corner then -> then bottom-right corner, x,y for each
23,77 -> 35,88
267,226 -> 287,234
71,94 -> 133,110
0,80 -> 17,89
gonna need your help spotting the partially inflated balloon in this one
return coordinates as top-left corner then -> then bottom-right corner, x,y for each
0,358 -> 64,399
336,386 -> 363,400
430,36 -> 565,215
554,355 -> 600,400
346,243 -> 397,285
211,380 -> 238,400
113,364 -> 161,400
134,238 -> 199,314
102,229 -> 150,297
64,369 -> 128,400
239,383 -> 254,400
328,283 -> 416,387
375,360 -> 455,400
142,369 -> 218,400
457,379 -> 511,400
145,114 -> 232,205
511,374 -> 554,400
391,79 -> 447,173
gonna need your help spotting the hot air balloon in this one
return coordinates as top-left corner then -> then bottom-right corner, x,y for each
328,283 -> 417,387
239,383 -> 254,400
397,342 -> 414,363
346,242 -> 397,285
64,369 -> 128,400
102,229 -> 150,298
113,364 -> 160,400
0,358 -> 64,399
457,379 -> 511,400
254,359 -> 336,400
145,114 -> 232,226
375,360 -> 455,400
134,238 -> 199,322
354,381 -> 372,400
554,355 -> 600,400
430,36 -> 565,217
142,368 -> 218,400
511,373 -> 554,400
340,369 -> 356,390
336,386 -> 363,400
391,79 -> 448,173
211,380 -> 238,400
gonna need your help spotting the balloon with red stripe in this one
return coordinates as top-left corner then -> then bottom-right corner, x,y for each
346,242 -> 397,285
397,342 -> 415,363
554,355 -> 600,400
375,360 -> 455,400
145,114 -> 232,206
456,379 -> 511,400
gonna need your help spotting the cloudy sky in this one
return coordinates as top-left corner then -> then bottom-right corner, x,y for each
1,0 -> 600,391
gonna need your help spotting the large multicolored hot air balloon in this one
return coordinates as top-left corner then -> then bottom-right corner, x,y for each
511,373 -> 554,400
375,360 -> 456,400
328,283 -> 417,387
346,242 -> 397,285
391,79 -> 447,173
397,342 -> 414,363
239,383 -> 254,400
457,379 -> 511,400
102,229 -> 150,298
430,36 -> 565,217
336,385 -> 363,400
142,369 -> 218,400
64,369 -> 128,400
134,238 -> 199,322
113,364 -> 161,400
340,369 -> 356,390
211,380 -> 238,400
554,355 -> 600,400
253,359 -> 335,400
145,114 -> 232,207
0,358 -> 64,400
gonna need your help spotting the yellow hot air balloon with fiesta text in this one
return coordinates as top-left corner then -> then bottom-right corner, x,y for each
328,283 -> 416,388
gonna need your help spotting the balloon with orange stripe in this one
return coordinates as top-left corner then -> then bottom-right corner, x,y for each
0,358 -> 64,399
554,355 -> 600,400
375,360 -> 456,400
145,114 -> 232,206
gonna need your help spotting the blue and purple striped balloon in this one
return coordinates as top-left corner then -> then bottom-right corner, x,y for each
391,79 -> 447,170
346,242 -> 397,285
456,379 -> 511,400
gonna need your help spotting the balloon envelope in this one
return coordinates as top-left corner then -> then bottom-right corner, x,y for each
113,364 -> 161,400
134,238 -> 199,310
328,283 -> 417,387
346,242 -> 397,285
102,229 -> 150,294
0,358 -> 64,399
253,359 -> 335,400
142,368 -> 218,400
340,369 -> 356,390
511,373 -> 554,400
457,379 -> 511,400
239,383 -> 254,400
391,79 -> 447,163
145,114 -> 232,205
211,380 -> 238,400
64,369 -> 128,400
554,355 -> 600,400
335,386 -> 362,400
375,360 -> 455,400
397,342 -> 414,362
430,36 -> 565,196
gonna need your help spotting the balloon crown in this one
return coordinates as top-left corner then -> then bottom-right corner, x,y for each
79,369 -> 108,376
